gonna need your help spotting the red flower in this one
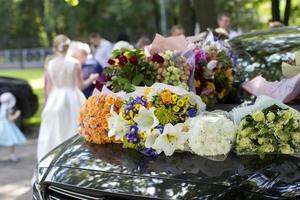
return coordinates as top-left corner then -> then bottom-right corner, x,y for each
151,53 -> 164,63
107,59 -> 115,65
95,80 -> 103,90
118,55 -> 127,65
129,56 -> 138,65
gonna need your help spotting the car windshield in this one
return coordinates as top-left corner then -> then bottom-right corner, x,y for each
229,27 -> 300,82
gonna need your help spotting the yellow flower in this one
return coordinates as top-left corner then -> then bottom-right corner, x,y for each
124,51 -> 130,59
177,99 -> 185,107
173,105 -> 180,112
183,96 -> 190,101
139,132 -> 146,142
194,80 -> 201,88
206,82 -> 216,90
217,89 -> 226,99
134,104 -> 142,110
147,102 -> 153,109
171,94 -> 178,103
144,87 -> 151,98
129,110 -> 134,118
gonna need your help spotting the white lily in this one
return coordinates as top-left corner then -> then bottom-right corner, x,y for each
152,123 -> 188,156
145,129 -> 160,148
107,108 -> 130,141
134,107 -> 159,134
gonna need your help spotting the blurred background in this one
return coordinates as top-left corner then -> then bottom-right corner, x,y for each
0,1 -> 300,199
1,0 -> 300,126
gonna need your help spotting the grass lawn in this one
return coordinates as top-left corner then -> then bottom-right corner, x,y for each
0,68 -> 44,126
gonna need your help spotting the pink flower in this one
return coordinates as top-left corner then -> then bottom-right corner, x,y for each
195,48 -> 207,64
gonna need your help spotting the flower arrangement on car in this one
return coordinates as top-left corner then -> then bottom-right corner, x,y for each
232,96 -> 300,158
194,45 -> 234,105
236,105 -> 300,158
79,83 -> 237,158
104,48 -> 156,92
104,48 -> 193,93
149,51 -> 192,90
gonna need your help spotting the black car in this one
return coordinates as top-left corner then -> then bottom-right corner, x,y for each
33,135 -> 300,200
229,26 -> 300,82
0,76 -> 38,119
33,27 -> 300,200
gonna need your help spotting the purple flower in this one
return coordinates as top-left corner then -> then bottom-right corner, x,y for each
195,48 -> 206,64
187,108 -> 197,117
129,125 -> 139,134
133,96 -> 147,107
127,133 -> 140,144
155,125 -> 164,134
143,148 -> 158,158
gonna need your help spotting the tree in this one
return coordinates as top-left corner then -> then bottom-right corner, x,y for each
193,0 -> 217,31
179,0 -> 196,36
271,0 -> 280,21
284,0 -> 291,25
271,0 -> 292,25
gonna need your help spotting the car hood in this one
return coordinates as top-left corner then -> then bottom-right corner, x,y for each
41,135 -> 300,199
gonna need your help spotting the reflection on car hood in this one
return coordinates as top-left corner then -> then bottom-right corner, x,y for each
43,135 -> 300,199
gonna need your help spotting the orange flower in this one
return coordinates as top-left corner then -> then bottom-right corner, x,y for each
79,93 -> 124,144
160,90 -> 173,105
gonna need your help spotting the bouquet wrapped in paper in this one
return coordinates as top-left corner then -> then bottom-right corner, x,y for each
232,96 -> 300,158
146,34 -> 195,91
193,32 -> 235,104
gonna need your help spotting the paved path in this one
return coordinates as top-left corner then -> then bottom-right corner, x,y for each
0,138 -> 37,200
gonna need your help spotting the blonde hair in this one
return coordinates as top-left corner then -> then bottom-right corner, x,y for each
53,34 -> 71,53
67,41 -> 91,57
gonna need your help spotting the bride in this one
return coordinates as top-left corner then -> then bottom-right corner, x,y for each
37,35 -> 99,161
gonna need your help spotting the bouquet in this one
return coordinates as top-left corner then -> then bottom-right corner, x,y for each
79,93 -> 123,144
187,111 -> 236,157
108,86 -> 200,157
194,45 -> 234,104
233,96 -> 300,158
150,51 -> 192,90
104,48 -> 156,92
236,105 -> 300,158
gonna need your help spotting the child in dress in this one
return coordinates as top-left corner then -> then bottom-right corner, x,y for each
0,92 -> 27,161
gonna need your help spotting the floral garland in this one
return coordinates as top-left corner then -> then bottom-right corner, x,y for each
194,46 -> 234,105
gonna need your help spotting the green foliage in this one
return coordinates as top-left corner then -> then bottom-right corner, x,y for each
104,49 -> 156,92
1,0 -> 300,49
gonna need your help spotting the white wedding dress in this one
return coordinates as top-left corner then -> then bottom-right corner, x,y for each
37,55 -> 86,161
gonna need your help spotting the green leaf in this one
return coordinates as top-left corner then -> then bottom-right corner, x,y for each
132,74 -> 144,85
103,67 -> 113,75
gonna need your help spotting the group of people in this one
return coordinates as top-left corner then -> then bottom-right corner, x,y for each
0,12 -> 240,162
